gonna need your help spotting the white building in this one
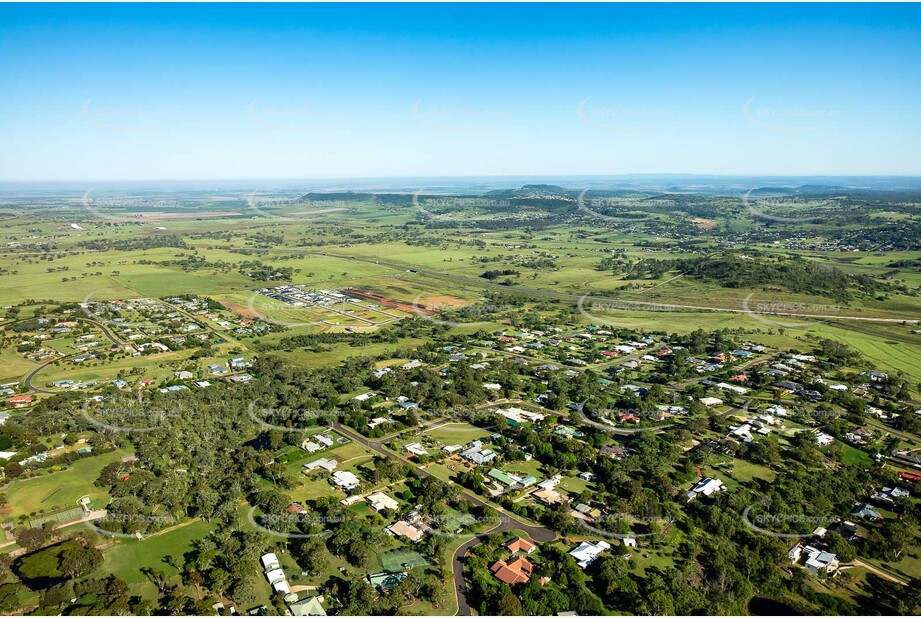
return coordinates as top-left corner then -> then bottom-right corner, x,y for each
687,477 -> 725,501
332,470 -> 360,491
569,540 -> 611,568
496,407 -> 545,423
404,442 -> 429,457
366,492 -> 400,512
304,458 -> 338,472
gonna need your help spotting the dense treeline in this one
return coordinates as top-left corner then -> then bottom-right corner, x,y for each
597,253 -> 903,301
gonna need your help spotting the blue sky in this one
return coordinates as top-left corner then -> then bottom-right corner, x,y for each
1,3 -> 920,181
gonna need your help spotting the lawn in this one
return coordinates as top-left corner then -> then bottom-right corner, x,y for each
557,475 -> 594,495
2,449 -> 126,520
0,345 -> 39,385
423,422 -> 491,444
501,458 -> 544,479
828,442 -> 873,467
421,461 -> 460,484
97,519 -> 215,585
730,459 -> 776,483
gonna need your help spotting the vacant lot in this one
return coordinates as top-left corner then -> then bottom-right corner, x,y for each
2,450 -> 126,519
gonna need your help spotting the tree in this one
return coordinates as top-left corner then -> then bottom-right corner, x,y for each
497,590 -> 523,615
15,525 -> 52,551
291,537 -> 328,575
59,543 -> 103,579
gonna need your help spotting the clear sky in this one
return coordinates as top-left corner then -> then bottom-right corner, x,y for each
1,3 -> 920,181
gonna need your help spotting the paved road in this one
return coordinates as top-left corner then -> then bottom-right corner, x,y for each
331,421 -> 556,616
280,249 -> 921,324
18,317 -> 125,394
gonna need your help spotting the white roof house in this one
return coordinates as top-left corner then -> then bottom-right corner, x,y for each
301,441 -> 323,453
368,417 -> 391,429
332,470 -> 360,490
404,442 -> 429,457
729,424 -> 754,442
815,431 -> 835,447
304,458 -> 338,472
261,553 -> 280,570
716,382 -> 748,394
265,568 -> 286,585
461,444 -> 496,465
569,540 -> 611,568
765,405 -> 788,416
496,407 -> 545,423
537,474 -> 562,490
687,477 -> 725,501
366,492 -> 400,512
273,581 -> 291,595
802,546 -> 838,574
315,433 -> 334,447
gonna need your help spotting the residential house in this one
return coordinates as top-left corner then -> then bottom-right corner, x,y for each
404,442 -> 428,457
687,477 -> 725,501
491,556 -> 534,585
488,468 -> 520,487
569,540 -> 611,568
461,443 -> 496,465
303,458 -> 338,472
533,487 -> 567,506
505,537 -> 537,555
366,572 -> 408,592
288,596 -> 326,617
10,395 -> 33,408
850,503 -> 881,521
331,470 -> 360,491
366,492 -> 400,512
802,546 -> 839,575
387,520 -> 426,542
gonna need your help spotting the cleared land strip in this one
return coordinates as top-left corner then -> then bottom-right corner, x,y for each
277,249 -> 921,324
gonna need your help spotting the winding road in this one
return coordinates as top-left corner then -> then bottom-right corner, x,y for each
16,317 -> 126,394
331,421 -> 556,615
